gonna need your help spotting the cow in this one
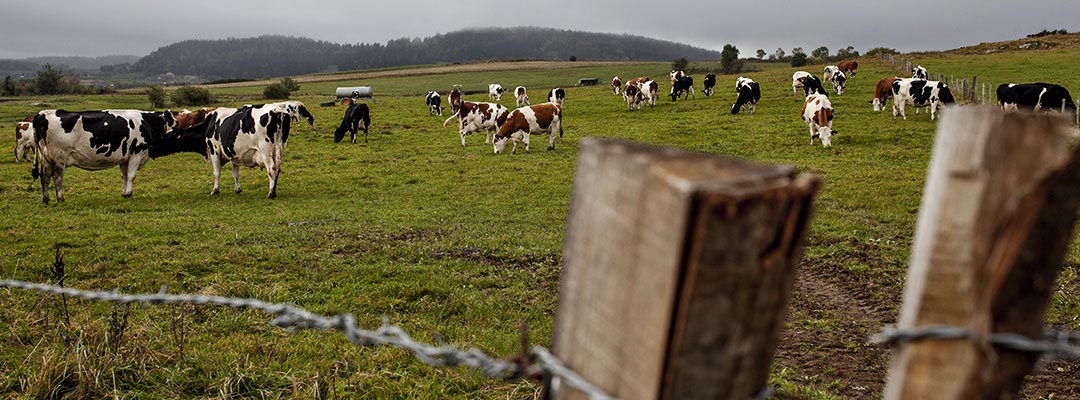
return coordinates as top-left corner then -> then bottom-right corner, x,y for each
246,101 -> 315,130
641,81 -> 659,108
671,76 -> 695,101
912,65 -> 928,80
670,70 -> 685,84
515,86 -> 530,107
492,103 -> 563,154
333,98 -> 371,144
14,115 -> 35,162
829,71 -> 847,95
489,84 -> 506,101
996,84 -> 1077,122
31,109 -> 205,204
203,104 -> 293,198
612,76 -> 622,95
548,88 -> 565,106
623,83 -> 644,111
823,66 -> 840,82
731,77 -> 761,115
448,89 -> 463,114
627,76 -> 650,89
702,73 -> 717,97
870,77 -> 901,111
425,91 -> 444,116
838,60 -> 858,77
802,93 -> 837,147
793,72 -> 827,97
442,100 -> 510,147
175,108 -> 211,130
891,79 -> 955,120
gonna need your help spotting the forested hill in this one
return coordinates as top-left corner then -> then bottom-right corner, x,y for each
130,27 -> 723,79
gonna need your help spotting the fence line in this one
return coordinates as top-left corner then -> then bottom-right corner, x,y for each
881,53 -> 987,104
0,279 -> 615,400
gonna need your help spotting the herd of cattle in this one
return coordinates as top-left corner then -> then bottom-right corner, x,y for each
9,60 -> 1080,204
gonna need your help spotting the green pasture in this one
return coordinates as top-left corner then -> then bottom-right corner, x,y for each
0,51 -> 1077,398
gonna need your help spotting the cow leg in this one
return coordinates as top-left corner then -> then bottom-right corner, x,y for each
119,162 -> 135,198
232,164 -> 243,194
266,165 -> 279,199
52,165 -> 65,203
209,156 -> 223,195
39,159 -> 52,205
460,129 -> 468,147
548,126 -> 557,151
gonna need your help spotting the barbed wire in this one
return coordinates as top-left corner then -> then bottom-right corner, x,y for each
871,324 -> 1080,360
0,279 -> 616,399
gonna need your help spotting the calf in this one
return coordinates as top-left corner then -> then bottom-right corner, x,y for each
425,91 -> 444,116
548,88 -> 565,106
612,76 -> 622,95
912,65 -> 928,80
702,73 -> 717,97
492,103 -> 563,154
838,60 -> 858,77
448,89 -> 463,114
670,76 -> 695,101
442,100 -> 509,146
997,83 -> 1077,122
489,84 -> 506,101
32,109 -> 203,204
870,77 -> 901,111
333,98 -> 371,143
891,79 -> 955,120
829,71 -> 847,95
823,65 -> 840,82
731,77 -> 761,115
623,83 -> 644,111
204,104 -> 293,198
793,72 -> 827,96
802,93 -> 837,147
515,86 -> 530,107
14,115 -> 34,162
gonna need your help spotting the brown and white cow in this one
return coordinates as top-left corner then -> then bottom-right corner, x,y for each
627,76 -> 650,89
623,83 -> 644,111
448,89 -> 463,114
870,77 -> 901,111
492,103 -> 563,154
14,115 -> 34,162
612,76 -> 622,95
175,108 -> 212,130
802,93 -> 837,147
642,80 -> 659,107
838,60 -> 858,77
514,86 -> 530,107
442,100 -> 510,147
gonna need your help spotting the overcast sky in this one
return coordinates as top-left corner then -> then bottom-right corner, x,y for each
2,0 -> 1077,59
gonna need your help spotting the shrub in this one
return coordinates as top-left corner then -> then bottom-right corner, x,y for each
790,52 -> 808,67
170,86 -> 212,107
263,83 -> 291,100
280,77 -> 300,92
145,85 -> 166,108
672,57 -> 689,72
1028,29 -> 1068,38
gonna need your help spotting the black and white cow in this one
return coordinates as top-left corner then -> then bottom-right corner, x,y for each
334,98 -> 372,144
515,86 -> 531,107
702,73 -> 717,97
891,79 -> 955,120
489,84 -> 506,101
731,77 -> 761,115
829,71 -> 847,95
670,76 -> 695,101
548,88 -> 565,106
912,65 -> 928,80
792,71 -> 827,96
996,83 -> 1077,121
32,109 -> 205,204
823,65 -> 840,82
204,104 -> 293,198
425,91 -> 444,116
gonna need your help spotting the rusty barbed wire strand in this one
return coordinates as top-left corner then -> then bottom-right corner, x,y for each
871,324 -> 1080,360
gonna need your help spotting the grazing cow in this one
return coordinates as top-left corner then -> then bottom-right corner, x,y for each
703,73 -> 717,97
442,100 -> 509,147
870,77 -> 901,111
912,65 -> 928,80
515,86 -> 530,107
204,104 -> 293,198
823,66 -> 840,82
670,70 -> 685,84
492,103 -> 563,154
333,98 -> 371,143
731,77 -> 761,115
425,91 -> 444,116
829,71 -> 847,95
793,72 -> 827,97
14,115 -> 35,162
31,109 -> 204,204
548,88 -> 566,106
996,84 -> 1077,122
670,76 -> 695,101
489,84 -> 506,101
802,94 -> 837,147
838,60 -> 858,77
891,79 -> 955,120
627,76 -> 650,89
623,83 -> 644,111
448,89 -> 463,114
612,76 -> 622,95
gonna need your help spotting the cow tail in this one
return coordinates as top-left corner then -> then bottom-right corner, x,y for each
559,111 -> 564,138
31,150 -> 39,180
442,109 -> 459,128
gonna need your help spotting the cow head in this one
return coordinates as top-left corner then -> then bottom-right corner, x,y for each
493,135 -> 510,154
813,127 -> 836,147
937,83 -> 955,104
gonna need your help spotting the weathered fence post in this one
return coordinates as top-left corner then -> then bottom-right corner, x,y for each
551,138 -> 820,400
970,76 -> 977,103
884,107 -> 1080,399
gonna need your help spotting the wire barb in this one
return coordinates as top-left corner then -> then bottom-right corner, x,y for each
871,324 -> 1080,360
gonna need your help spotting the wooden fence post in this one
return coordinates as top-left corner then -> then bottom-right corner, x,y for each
884,107 -> 1080,399
551,138 -> 820,400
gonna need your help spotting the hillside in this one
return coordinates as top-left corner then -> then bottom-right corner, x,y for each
130,27 -> 723,79
922,31 -> 1080,55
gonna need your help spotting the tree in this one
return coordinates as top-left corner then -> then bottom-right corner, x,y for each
35,64 -> 66,95
773,48 -> 786,60
756,49 -> 766,60
2,76 -> 16,96
836,46 -> 859,59
720,44 -> 740,74
146,85 -> 166,108
790,48 -> 808,67
170,86 -> 212,107
263,83 -> 291,100
811,46 -> 829,61
865,47 -> 898,57
672,57 -> 689,72
569,55 -> 577,62
280,77 -> 300,92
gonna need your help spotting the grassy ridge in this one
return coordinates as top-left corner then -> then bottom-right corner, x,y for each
0,50 -> 1078,398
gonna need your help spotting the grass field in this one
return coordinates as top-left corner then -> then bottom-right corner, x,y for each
1,48 -> 1078,399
